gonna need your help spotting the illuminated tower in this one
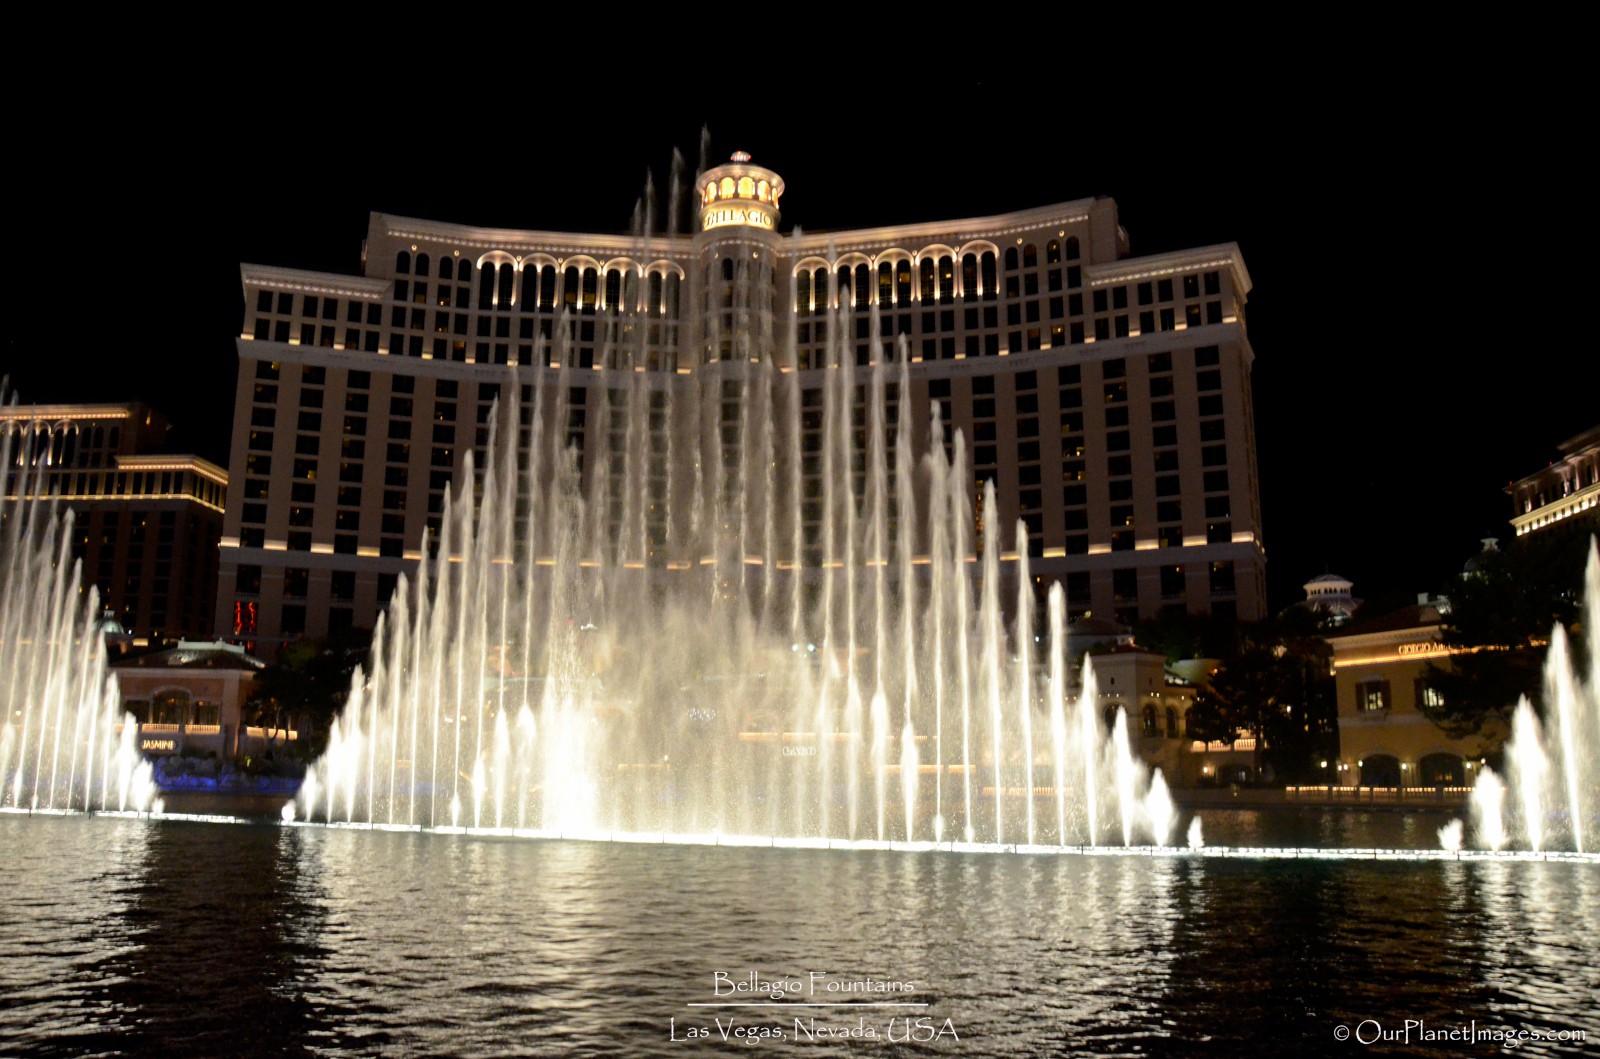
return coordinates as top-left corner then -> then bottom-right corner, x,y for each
694,151 -> 785,364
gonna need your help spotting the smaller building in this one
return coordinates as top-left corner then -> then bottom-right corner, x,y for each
1510,424 -> 1600,538
112,640 -> 292,758
1324,598 -> 1503,789
1084,645 -> 1251,786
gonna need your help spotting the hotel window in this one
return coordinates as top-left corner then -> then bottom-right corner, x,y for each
1357,681 -> 1391,712
1416,682 -> 1446,710
1209,560 -> 1235,593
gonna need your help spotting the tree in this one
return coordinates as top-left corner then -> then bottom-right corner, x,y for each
1184,611 -> 1336,783
1422,518 -> 1596,737
246,626 -> 372,760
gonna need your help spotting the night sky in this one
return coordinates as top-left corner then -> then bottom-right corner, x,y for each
8,86 -> 1589,615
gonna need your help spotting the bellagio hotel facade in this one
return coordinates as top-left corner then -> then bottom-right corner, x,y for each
217,152 -> 1266,648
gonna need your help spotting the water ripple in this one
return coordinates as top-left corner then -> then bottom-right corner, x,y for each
2,815 -> 1597,1057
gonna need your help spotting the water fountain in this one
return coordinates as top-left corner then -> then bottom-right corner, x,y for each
1460,554 -> 1599,854
257,293 -> 1594,859
1,273 -> 1596,862
289,307 -> 1179,850
0,394 -> 158,817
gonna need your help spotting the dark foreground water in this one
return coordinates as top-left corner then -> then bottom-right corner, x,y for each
1,814 -> 1596,1058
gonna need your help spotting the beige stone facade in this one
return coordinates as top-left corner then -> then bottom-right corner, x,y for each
112,641 -> 291,758
216,154 -> 1266,649
1326,602 -> 1504,789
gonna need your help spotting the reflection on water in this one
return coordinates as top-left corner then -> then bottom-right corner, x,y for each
1,814 -> 1596,1057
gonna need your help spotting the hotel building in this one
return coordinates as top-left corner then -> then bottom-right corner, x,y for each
217,152 -> 1266,648
1509,424 -> 1600,538
2,403 -> 226,640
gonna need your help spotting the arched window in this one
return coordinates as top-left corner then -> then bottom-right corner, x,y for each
539,265 -> 556,309
563,266 -> 580,310
1022,243 -> 1037,268
1066,236 -> 1080,260
878,262 -> 894,305
479,264 -> 496,308
1419,753 -> 1464,786
1165,706 -> 1179,738
1142,704 -> 1158,738
796,270 -> 811,315
415,252 -> 430,277
437,257 -> 453,282
895,260 -> 912,304
579,268 -> 598,313
396,250 -> 411,274
853,264 -> 870,309
920,259 -> 937,303
961,254 -> 978,301
604,269 -> 623,312
1046,240 -> 1061,265
719,177 -> 735,199
649,272 -> 664,316
152,689 -> 191,726
497,264 -> 515,309
980,253 -> 997,301
663,273 -> 680,317
1005,247 -> 1019,272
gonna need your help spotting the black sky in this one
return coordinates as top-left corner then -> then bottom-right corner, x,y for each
6,81 -> 1590,614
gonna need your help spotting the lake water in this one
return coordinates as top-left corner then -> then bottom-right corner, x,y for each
2,813 -> 1595,1057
